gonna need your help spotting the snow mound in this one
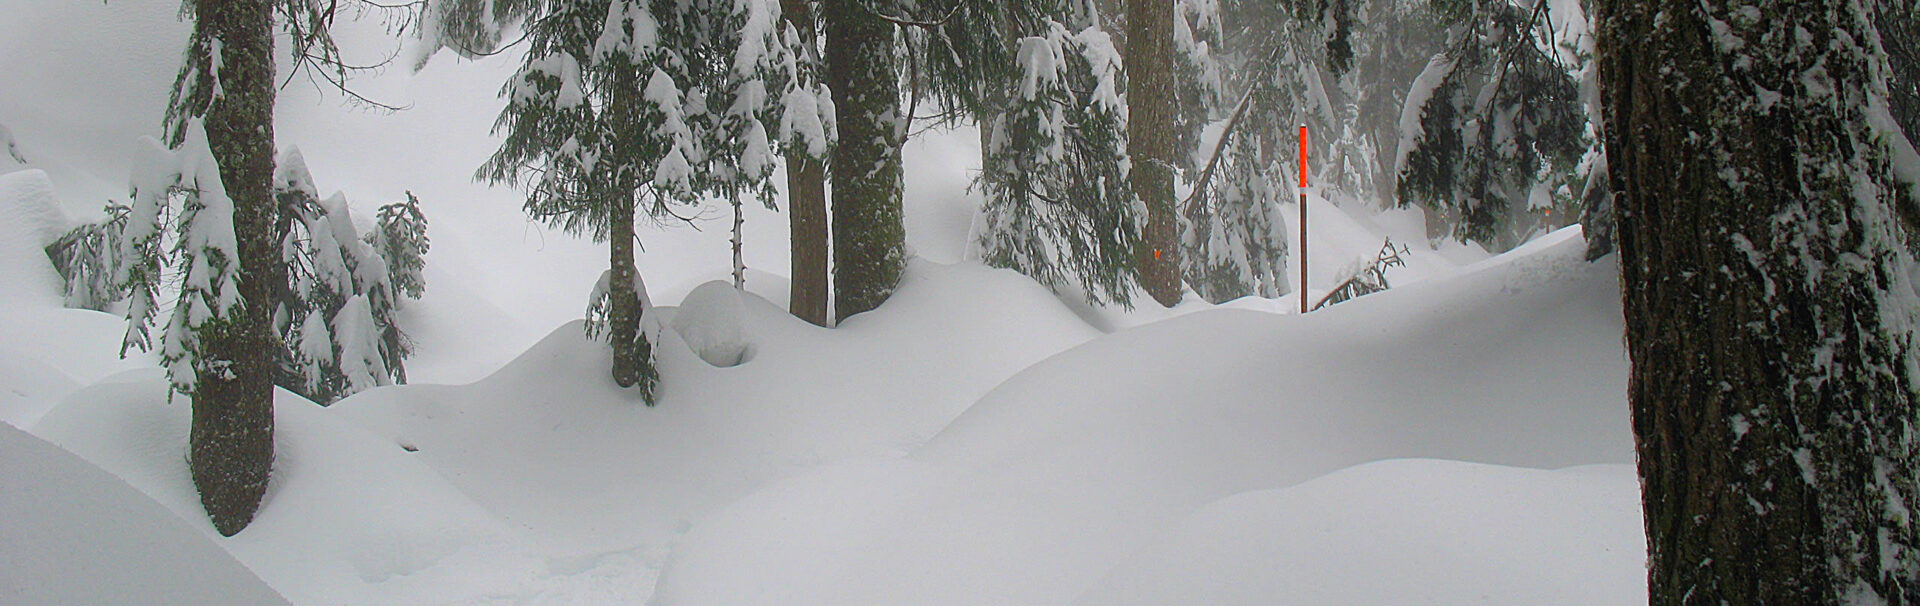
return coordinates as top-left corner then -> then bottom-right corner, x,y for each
651,229 -> 1635,605
0,169 -> 68,306
30,376 -> 554,605
1076,459 -> 1646,605
331,260 -> 1101,562
0,349 -> 76,428
0,304 -> 153,428
670,280 -> 754,367
0,423 -> 289,606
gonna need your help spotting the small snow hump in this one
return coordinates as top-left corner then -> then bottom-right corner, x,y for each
672,280 -> 755,367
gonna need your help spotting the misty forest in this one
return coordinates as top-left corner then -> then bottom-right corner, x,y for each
3,0 -> 1920,603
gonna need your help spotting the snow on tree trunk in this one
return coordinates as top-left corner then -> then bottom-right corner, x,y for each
172,0 -> 280,538
1598,0 -> 1920,600
825,0 -> 905,322
780,0 -> 831,327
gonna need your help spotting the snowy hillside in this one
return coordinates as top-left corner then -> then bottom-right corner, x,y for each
650,229 -> 1639,605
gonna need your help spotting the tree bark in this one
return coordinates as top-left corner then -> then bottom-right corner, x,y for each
608,188 -> 643,388
787,154 -> 830,325
825,0 -> 906,322
781,0 -> 831,327
1597,0 -> 1920,601
1127,0 -> 1182,307
608,67 -> 646,390
189,0 -> 279,537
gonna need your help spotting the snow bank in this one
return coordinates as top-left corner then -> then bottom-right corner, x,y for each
0,169 -> 68,307
0,304 -> 152,428
1077,459 -> 1646,605
670,280 -> 754,367
0,423 -> 289,606
29,375 -> 557,605
651,229 -> 1635,604
331,260 -> 1100,561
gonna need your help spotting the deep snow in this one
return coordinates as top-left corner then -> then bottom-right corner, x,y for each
0,423 -> 289,606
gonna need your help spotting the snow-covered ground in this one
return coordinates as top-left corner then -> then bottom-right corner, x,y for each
0,3 -> 1643,604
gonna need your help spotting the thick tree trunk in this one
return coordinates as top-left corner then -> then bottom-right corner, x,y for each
1127,0 -> 1181,307
787,154 -> 830,325
781,0 -> 831,327
190,0 -> 279,537
1597,0 -> 1920,601
824,0 -> 905,323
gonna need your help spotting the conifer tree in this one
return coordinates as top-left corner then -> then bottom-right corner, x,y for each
46,203 -> 129,312
133,0 -> 281,537
471,0 -> 675,402
1393,0 -> 1585,251
973,5 -> 1141,305
431,0 -> 801,394
63,149 -> 425,403
1598,0 -> 1920,600
271,149 -> 419,403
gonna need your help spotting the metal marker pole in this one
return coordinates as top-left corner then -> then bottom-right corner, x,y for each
1299,125 -> 1308,314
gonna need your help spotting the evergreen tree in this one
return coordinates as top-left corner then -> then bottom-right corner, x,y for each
367,192 -> 430,383
471,0 -> 675,402
1179,0 -> 1330,303
133,0 -> 282,537
1393,0 -> 1586,251
271,149 -> 420,403
694,0 -> 795,291
46,202 -> 129,312
61,148 -> 426,403
435,0 -> 802,395
973,7 -> 1141,305
1597,0 -> 1920,600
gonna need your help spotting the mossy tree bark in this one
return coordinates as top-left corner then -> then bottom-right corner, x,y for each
824,0 -> 905,323
185,0 -> 280,537
1597,0 -> 1920,601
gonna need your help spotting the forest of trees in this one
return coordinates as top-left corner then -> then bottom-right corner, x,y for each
55,0 -> 1920,599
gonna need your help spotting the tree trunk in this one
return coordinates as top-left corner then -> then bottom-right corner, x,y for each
1127,0 -> 1182,307
782,0 -> 831,327
824,0 -> 906,323
732,195 -> 746,289
787,154 -> 830,326
608,67 -> 646,391
190,0 -> 279,537
608,189 -> 643,388
1597,0 -> 1920,601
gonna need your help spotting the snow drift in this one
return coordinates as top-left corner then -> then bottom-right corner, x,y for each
651,228 -> 1639,605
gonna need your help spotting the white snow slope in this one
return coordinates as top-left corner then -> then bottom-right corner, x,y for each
650,228 -> 1639,605
0,423 -> 289,606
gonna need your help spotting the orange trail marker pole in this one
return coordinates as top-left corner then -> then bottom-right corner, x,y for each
1299,125 -> 1308,314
